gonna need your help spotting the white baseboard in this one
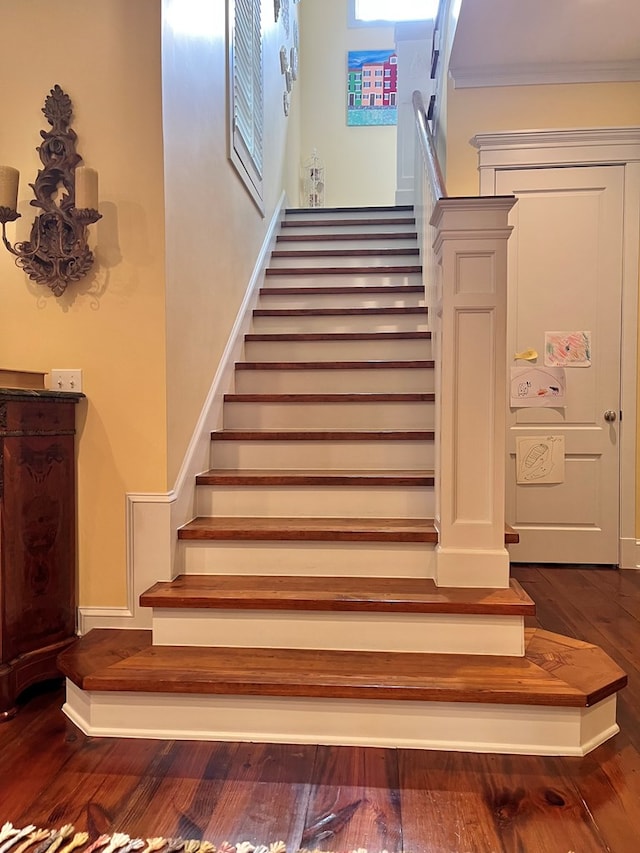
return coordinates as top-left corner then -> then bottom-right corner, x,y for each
619,537 -> 640,569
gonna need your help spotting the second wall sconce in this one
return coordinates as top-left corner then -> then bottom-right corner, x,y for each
0,85 -> 101,297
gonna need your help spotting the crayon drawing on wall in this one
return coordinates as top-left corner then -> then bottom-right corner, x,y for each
347,50 -> 398,126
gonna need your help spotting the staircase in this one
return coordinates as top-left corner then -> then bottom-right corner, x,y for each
59,205 -> 626,755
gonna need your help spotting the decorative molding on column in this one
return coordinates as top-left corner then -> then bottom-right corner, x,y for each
430,196 -> 516,588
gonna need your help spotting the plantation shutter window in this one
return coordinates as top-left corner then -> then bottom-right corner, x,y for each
230,0 -> 264,208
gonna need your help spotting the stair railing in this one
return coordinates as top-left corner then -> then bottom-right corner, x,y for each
413,91 -> 516,589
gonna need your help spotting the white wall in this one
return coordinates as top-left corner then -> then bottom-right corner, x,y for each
161,1 -> 295,482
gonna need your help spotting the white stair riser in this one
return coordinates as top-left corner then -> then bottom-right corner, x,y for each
275,240 -> 416,252
210,439 -> 434,470
244,338 -> 432,361
195,483 -> 434,518
64,681 -> 620,757
152,611 -> 523,656
275,235 -> 417,252
269,254 -> 419,269
252,314 -> 428,333
181,540 -> 436,577
257,292 -> 425,309
284,210 -> 414,223
234,368 -> 434,394
263,272 -> 422,288
279,223 -> 416,237
223,400 -> 434,430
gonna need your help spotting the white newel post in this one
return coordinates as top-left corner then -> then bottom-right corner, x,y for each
431,197 -> 516,588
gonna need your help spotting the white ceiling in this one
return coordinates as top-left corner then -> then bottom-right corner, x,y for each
449,0 -> 640,88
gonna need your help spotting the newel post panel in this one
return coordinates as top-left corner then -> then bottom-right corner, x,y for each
430,197 -> 516,587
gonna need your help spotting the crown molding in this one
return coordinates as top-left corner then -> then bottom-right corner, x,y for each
450,59 -> 640,89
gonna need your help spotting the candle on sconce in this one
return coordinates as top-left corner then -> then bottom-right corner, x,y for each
0,166 -> 19,211
75,166 -> 99,211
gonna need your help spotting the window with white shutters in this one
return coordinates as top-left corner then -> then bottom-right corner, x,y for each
230,0 -> 264,210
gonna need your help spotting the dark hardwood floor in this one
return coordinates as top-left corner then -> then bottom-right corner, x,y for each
2,566 -> 639,853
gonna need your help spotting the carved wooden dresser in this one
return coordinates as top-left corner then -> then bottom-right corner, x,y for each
0,389 -> 82,718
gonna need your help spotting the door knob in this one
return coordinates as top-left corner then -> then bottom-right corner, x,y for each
604,410 -> 617,422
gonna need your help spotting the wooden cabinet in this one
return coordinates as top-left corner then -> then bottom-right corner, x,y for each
0,390 -> 82,719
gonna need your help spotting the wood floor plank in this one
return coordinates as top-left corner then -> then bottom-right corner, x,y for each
301,746 -> 402,852
110,741 -> 241,839
397,750 -> 507,852
398,749 -> 609,853
193,742 -> 316,849
568,730 -> 640,853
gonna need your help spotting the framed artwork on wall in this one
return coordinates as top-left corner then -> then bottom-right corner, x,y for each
347,49 -> 398,126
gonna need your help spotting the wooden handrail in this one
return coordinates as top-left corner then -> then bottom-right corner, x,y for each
412,90 -> 447,200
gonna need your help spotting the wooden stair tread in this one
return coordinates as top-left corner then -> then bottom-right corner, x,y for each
244,331 -> 432,341
210,429 -> 436,441
281,217 -> 416,228
253,306 -> 427,316
235,360 -> 434,370
259,284 -> 423,295
195,468 -> 435,485
276,232 -> 418,242
140,575 -> 534,615
178,516 -> 440,542
223,393 -> 435,403
285,205 -> 414,214
58,627 -> 627,708
265,266 -> 422,276
179,517 -> 518,544
271,248 -> 420,258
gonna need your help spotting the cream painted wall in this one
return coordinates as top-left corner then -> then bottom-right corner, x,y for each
162,1 -> 296,483
0,1 -> 167,606
445,81 -> 640,194
295,0 -> 397,207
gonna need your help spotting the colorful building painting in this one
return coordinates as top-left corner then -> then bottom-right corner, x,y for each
347,50 -> 397,126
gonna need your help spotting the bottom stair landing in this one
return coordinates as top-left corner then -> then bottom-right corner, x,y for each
58,626 -> 626,756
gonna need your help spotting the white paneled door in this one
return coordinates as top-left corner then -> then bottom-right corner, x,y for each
496,166 -> 624,564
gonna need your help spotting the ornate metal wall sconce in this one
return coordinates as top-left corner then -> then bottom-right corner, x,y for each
0,85 -> 101,297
